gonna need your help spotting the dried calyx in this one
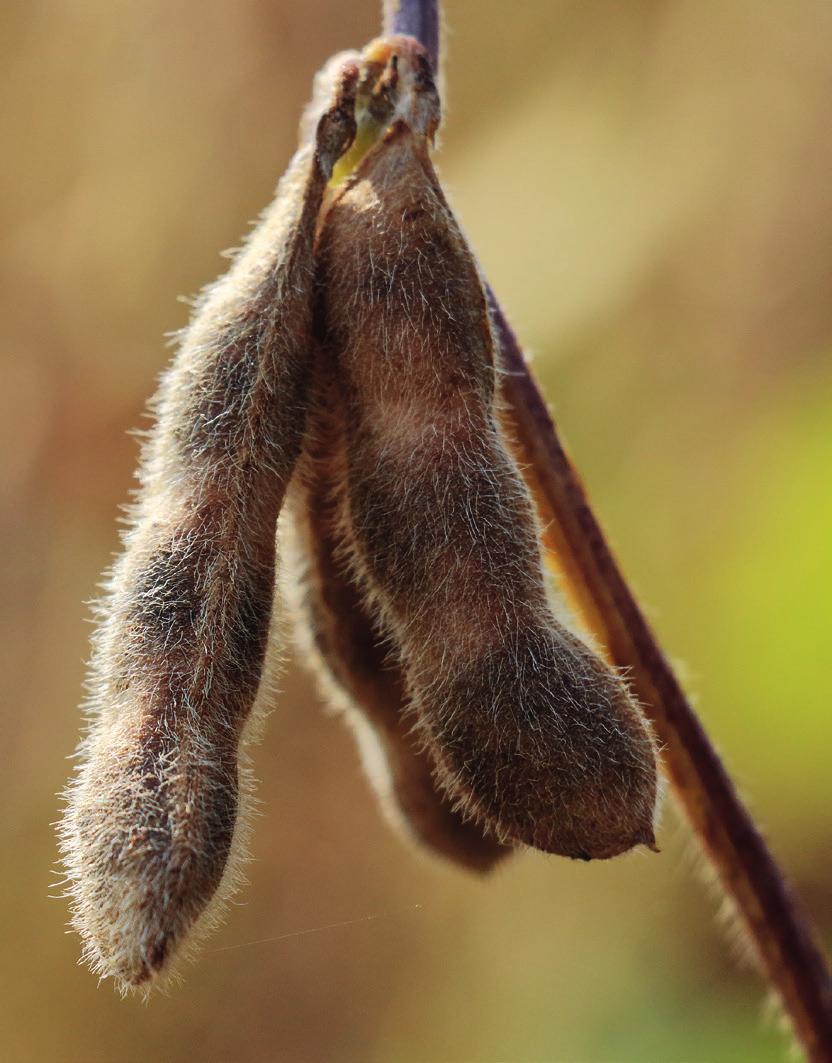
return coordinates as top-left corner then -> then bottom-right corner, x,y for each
329,36 -> 439,190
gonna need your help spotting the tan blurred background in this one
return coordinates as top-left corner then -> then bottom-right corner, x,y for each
2,2 -> 831,1060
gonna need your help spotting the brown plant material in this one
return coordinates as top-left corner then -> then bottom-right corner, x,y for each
57,64 -> 358,993
315,37 -> 658,859
59,20 -> 791,1005
283,366 -> 510,872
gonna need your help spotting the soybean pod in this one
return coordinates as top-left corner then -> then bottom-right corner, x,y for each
317,39 -> 658,860
58,64 -> 358,992
284,366 -> 510,872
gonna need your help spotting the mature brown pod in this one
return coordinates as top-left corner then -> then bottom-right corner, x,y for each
284,367 -> 510,873
57,64 -> 358,992
317,37 -> 659,860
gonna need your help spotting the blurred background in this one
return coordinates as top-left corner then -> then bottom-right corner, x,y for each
2,1 -> 830,1060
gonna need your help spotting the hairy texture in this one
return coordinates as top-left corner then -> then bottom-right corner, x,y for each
283,366 -> 510,872
57,66 -> 358,993
316,40 -> 658,859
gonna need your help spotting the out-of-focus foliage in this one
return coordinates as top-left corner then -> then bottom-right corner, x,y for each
1,2 -> 830,1060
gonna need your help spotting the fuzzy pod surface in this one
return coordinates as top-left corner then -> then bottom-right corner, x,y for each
58,65 -> 359,992
284,364 -> 510,873
59,30 -> 661,996
316,38 -> 659,860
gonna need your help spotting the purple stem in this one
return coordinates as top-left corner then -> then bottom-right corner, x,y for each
382,0 -> 440,71
489,292 -> 832,1058
379,0 -> 832,1058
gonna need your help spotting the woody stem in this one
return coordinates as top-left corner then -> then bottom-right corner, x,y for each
382,1 -> 832,1058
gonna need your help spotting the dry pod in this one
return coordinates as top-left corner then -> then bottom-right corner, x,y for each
284,366 -> 510,873
58,63 -> 358,992
316,36 -> 659,859
59,30 -> 660,996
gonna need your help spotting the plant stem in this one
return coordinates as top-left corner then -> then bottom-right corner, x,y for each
491,299 -> 832,1061
382,0 -> 439,70
383,1 -> 832,1058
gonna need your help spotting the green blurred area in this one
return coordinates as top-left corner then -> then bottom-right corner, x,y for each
1,1 -> 830,1060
